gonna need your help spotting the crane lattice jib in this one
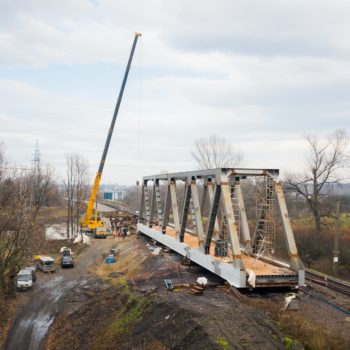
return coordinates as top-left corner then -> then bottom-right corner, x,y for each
82,32 -> 142,228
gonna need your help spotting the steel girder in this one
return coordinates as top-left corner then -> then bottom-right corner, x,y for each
142,168 -> 279,183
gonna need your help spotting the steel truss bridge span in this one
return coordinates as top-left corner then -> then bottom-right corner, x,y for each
138,168 -> 305,289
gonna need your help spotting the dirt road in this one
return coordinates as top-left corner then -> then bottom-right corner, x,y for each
5,239 -> 116,350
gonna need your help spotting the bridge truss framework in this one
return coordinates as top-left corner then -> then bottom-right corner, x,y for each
138,168 -> 305,288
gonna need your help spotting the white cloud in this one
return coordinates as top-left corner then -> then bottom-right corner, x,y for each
0,0 -> 349,184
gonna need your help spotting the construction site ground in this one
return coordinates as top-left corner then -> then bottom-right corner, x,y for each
3,234 -> 350,350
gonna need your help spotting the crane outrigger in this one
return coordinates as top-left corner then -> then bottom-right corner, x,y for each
81,32 -> 142,235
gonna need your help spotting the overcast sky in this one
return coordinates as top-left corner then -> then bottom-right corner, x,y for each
1,0 -> 350,185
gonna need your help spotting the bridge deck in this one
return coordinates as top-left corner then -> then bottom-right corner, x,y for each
159,226 -> 293,276
138,223 -> 300,288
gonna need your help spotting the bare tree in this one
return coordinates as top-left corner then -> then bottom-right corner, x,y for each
0,142 -> 5,181
64,153 -> 89,240
30,165 -> 56,217
0,144 -> 53,295
74,156 -> 89,235
65,154 -> 75,239
285,129 -> 349,233
191,134 -> 243,169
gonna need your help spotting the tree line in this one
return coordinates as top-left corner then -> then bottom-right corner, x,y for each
0,144 -> 89,296
0,143 -> 56,295
0,128 -> 349,296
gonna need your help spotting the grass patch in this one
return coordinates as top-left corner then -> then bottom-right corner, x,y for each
92,276 -> 152,349
216,336 -> 229,349
92,238 -> 151,280
282,336 -> 298,350
250,298 -> 349,350
93,263 -> 118,283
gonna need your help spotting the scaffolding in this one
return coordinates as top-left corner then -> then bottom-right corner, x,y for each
253,176 -> 276,260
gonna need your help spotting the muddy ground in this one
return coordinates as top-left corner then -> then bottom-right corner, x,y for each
45,236 -> 289,350
4,238 -> 116,350
3,234 -> 350,350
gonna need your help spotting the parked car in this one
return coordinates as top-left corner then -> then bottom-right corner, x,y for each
24,266 -> 37,282
61,255 -> 74,268
110,248 -> 117,256
15,269 -> 33,291
60,247 -> 73,257
37,256 -> 56,273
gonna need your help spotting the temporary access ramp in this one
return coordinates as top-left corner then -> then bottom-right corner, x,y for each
138,168 -> 305,289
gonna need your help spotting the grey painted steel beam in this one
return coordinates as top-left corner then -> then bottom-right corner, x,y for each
200,180 -> 208,215
155,180 -> 163,226
204,184 -> 221,254
179,182 -> 191,242
143,183 -> 151,225
149,182 -> 156,227
142,168 -> 280,184
139,184 -> 145,221
208,182 -> 220,233
169,181 -> 180,238
162,184 -> 171,234
190,182 -> 204,245
221,181 -> 245,270
234,180 -> 253,254
275,181 -> 304,273
143,169 -> 221,182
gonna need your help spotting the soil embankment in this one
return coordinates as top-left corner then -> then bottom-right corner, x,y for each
45,237 -> 289,350
5,234 -> 350,349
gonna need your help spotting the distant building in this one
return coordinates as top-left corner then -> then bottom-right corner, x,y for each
103,192 -> 113,201
115,190 -> 126,200
103,190 -> 126,201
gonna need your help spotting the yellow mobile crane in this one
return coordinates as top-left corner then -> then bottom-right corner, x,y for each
81,32 -> 142,237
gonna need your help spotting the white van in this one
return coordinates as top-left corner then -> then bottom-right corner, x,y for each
16,269 -> 33,291
37,256 -> 56,272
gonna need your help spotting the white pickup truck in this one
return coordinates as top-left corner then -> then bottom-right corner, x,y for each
15,269 -> 33,291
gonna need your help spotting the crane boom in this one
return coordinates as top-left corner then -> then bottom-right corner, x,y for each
82,32 -> 142,229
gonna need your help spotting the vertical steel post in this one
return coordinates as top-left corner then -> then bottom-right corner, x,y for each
208,181 -> 220,233
143,180 -> 151,226
190,181 -> 204,245
149,181 -> 156,227
200,179 -> 208,216
139,182 -> 145,222
235,180 -> 253,254
204,184 -> 221,254
169,180 -> 180,239
155,179 -> 163,227
333,199 -> 340,275
179,181 -> 191,242
221,180 -> 245,270
162,183 -> 171,234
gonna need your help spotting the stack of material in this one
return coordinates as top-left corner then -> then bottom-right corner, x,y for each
105,211 -> 138,235
190,277 -> 208,295
189,284 -> 205,295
